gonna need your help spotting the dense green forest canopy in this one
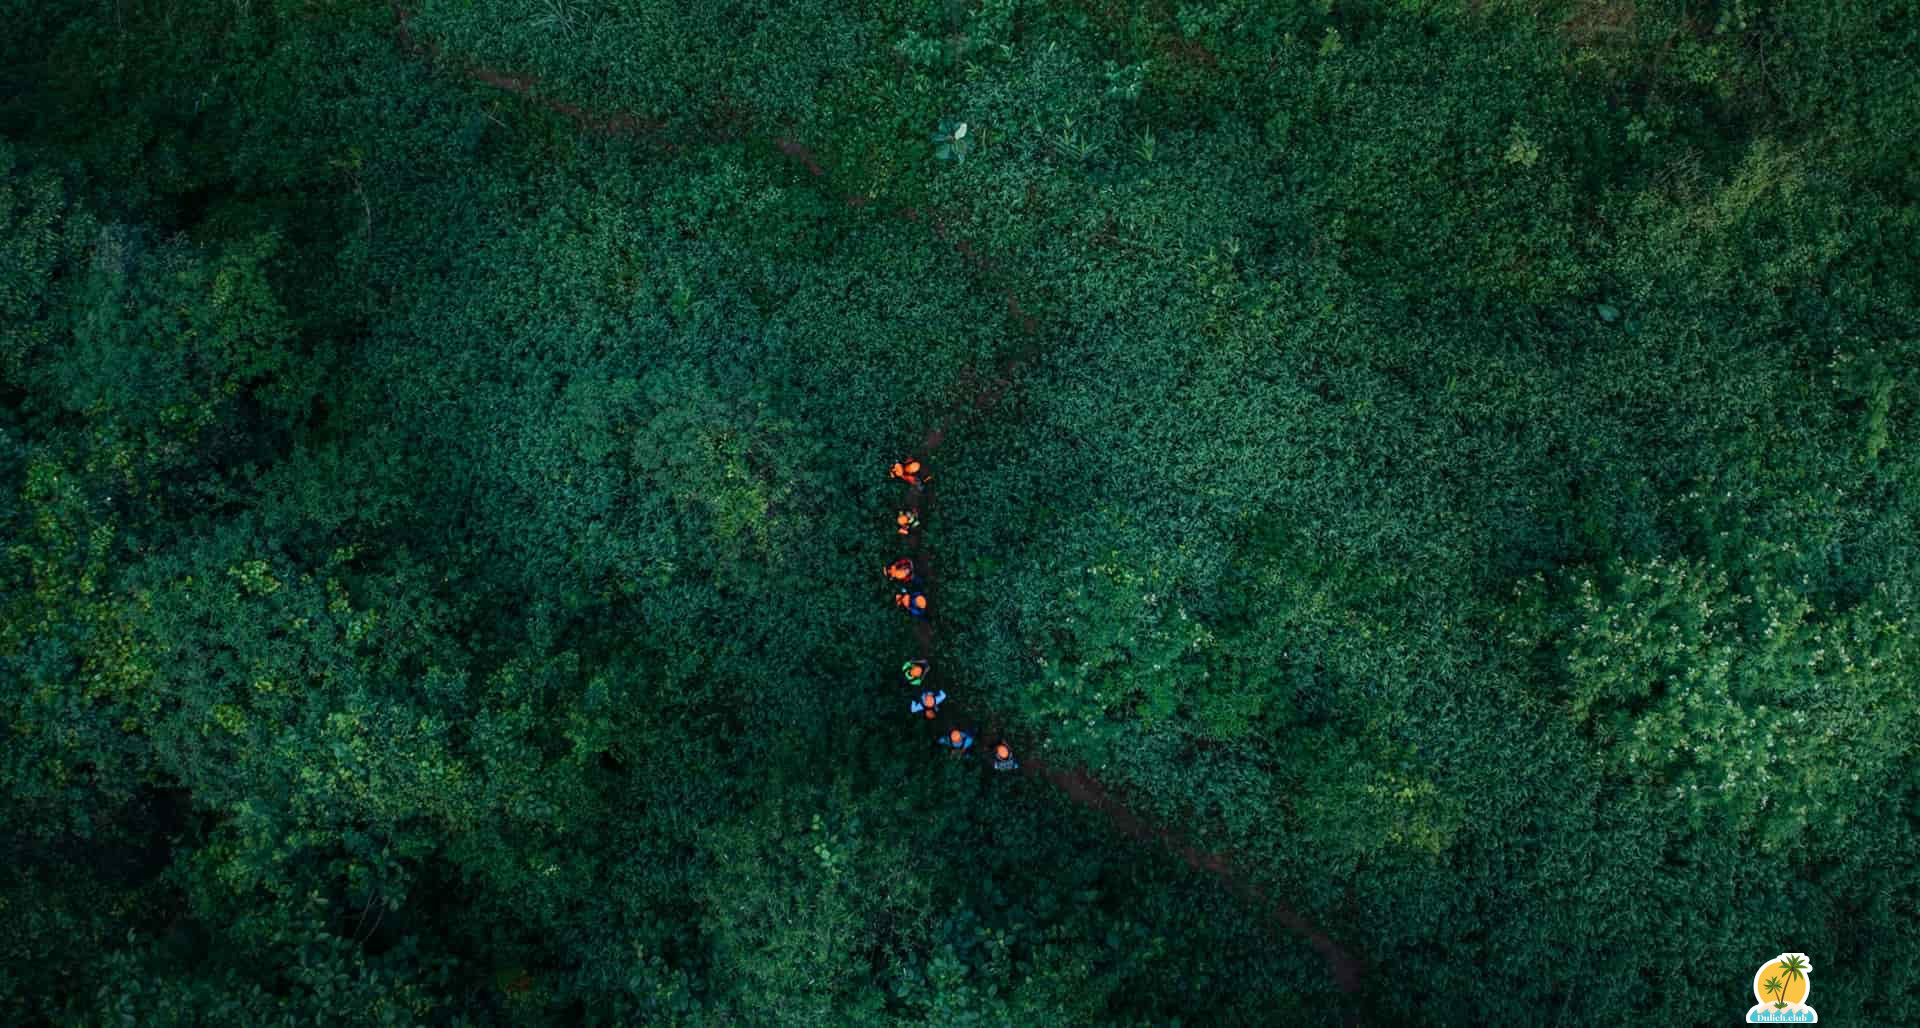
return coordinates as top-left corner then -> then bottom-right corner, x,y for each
3,0 -> 1917,1023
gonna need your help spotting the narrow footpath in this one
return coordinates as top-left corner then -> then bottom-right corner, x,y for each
900,370 -> 1368,1023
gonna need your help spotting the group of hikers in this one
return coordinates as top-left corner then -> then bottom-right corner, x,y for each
889,458 -> 1019,772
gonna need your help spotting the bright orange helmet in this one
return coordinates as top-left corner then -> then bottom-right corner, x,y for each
949,729 -> 964,745
995,743 -> 1010,760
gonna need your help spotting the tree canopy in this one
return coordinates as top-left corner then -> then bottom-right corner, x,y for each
3,1 -> 1916,1023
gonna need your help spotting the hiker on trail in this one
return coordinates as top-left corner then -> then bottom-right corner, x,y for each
901,659 -> 929,686
910,690 -> 947,719
895,589 -> 928,618
895,509 -> 920,536
884,558 -> 917,584
889,459 -> 928,488
938,727 -> 974,755
991,741 -> 1020,771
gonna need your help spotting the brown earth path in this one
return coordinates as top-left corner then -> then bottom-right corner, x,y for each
385,10 -> 1369,1017
902,375 -> 1369,1024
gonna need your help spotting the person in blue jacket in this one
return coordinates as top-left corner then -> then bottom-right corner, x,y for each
990,741 -> 1019,771
938,727 -> 973,755
910,690 -> 947,720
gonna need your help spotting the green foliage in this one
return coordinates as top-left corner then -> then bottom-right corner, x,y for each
0,144 -> 90,380
3,0 -> 1918,1024
1530,548 -> 1915,854
931,118 -> 974,163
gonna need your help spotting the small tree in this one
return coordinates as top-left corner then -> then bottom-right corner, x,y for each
930,119 -> 972,163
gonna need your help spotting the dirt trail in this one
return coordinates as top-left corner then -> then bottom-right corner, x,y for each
392,3 -> 670,138
906,369 -> 1368,1021
386,12 -> 1368,1015
1030,759 -> 1368,999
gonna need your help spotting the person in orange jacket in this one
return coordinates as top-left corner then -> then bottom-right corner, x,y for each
895,509 -> 920,536
884,558 -> 917,585
901,659 -> 929,686
889,459 -> 929,488
991,741 -> 1020,771
895,590 -> 928,618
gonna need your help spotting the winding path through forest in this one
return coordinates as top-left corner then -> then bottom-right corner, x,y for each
386,8 -> 1369,1016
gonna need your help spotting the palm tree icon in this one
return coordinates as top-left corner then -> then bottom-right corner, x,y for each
1761,974 -> 1786,1008
1773,954 -> 1810,1008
